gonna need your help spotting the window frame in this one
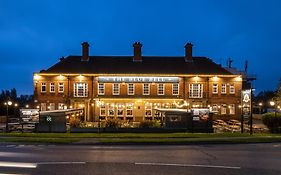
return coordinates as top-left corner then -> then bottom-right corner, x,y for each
41,82 -> 46,93
229,84 -> 235,94
172,83 -> 179,95
221,83 -> 227,94
157,83 -> 165,95
98,83 -> 105,95
212,83 -> 218,94
189,84 -> 203,98
58,82 -> 64,93
127,83 -> 135,95
74,82 -> 88,97
229,104 -> 235,115
143,83 -> 150,95
112,83 -> 120,95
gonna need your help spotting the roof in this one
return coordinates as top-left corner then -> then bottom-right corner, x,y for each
40,56 -> 233,75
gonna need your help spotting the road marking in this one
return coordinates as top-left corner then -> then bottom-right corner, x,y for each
135,162 -> 241,169
0,161 -> 37,168
37,161 -> 86,165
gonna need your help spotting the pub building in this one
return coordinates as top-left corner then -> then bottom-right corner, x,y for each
33,42 -> 243,122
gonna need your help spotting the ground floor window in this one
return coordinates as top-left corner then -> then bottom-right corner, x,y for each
49,103 -> 55,110
100,104 -> 106,116
211,104 -> 219,112
126,103 -> 133,116
117,104 -> 124,116
41,103 -> 46,111
145,103 -> 152,117
229,104 -> 235,114
58,103 -> 65,110
221,104 -> 227,114
108,104 -> 115,116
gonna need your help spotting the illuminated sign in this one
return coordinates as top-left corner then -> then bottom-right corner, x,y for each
98,77 -> 179,83
241,89 -> 251,117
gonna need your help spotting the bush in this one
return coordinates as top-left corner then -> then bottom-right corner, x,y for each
69,117 -> 81,128
262,113 -> 281,133
105,119 -> 119,128
139,120 -> 161,128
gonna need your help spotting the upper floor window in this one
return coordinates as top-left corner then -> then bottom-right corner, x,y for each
158,84 -> 165,95
143,83 -> 150,95
50,83 -> 55,93
58,82 -> 64,93
212,84 -> 218,94
221,84 -> 226,94
98,83 -> 105,95
41,83 -> 46,93
172,83 -> 179,95
74,83 -> 88,97
112,83 -> 120,95
189,84 -> 203,98
230,84 -> 235,94
128,83 -> 134,95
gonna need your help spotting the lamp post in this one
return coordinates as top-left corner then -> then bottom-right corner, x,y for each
5,101 -> 12,132
258,102 -> 263,114
270,101 -> 276,118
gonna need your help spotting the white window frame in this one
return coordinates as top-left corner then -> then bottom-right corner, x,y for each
49,103 -> 55,110
221,84 -> 227,94
58,103 -> 65,110
58,82 -> 64,93
172,83 -> 179,95
189,84 -> 203,98
128,83 -> 134,95
50,83 -> 55,93
98,83 -> 105,95
229,104 -> 235,115
41,103 -> 46,111
230,84 -> 235,94
74,83 -> 88,97
211,104 -> 219,112
126,103 -> 133,116
41,83 -> 46,93
212,83 -> 218,94
108,104 -> 115,116
143,83 -> 150,95
100,104 -> 106,116
145,103 -> 152,117
112,83 -> 120,95
158,83 -> 165,95
221,104 -> 227,115
117,104 -> 124,117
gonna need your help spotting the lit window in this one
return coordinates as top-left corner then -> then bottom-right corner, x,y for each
41,103 -> 46,111
230,84 -> 235,94
143,83 -> 150,95
229,104 -> 235,114
126,103 -> 133,116
221,104 -> 227,114
100,104 -> 106,116
158,84 -> 165,95
108,104 -> 115,116
172,83 -> 179,95
98,83 -> 105,95
41,83 -> 46,93
112,83 -> 120,95
49,103 -> 55,110
221,84 -> 226,94
117,104 -> 124,117
58,83 -> 64,93
189,84 -> 203,98
128,83 -> 134,95
50,83 -> 55,93
74,83 -> 88,97
211,104 -> 219,112
212,84 -> 218,94
58,103 -> 65,110
145,103 -> 152,117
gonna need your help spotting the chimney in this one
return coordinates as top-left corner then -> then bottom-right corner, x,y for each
133,42 -> 142,62
184,42 -> 193,62
81,42 -> 90,61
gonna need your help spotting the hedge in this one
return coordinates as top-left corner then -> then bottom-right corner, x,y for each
262,113 -> 281,133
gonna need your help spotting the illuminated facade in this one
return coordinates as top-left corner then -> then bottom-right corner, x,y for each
33,42 -> 243,122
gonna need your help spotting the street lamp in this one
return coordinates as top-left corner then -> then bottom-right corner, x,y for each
258,102 -> 263,114
270,101 -> 276,118
5,101 -> 12,132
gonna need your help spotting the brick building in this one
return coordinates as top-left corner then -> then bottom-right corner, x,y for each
33,42 -> 242,122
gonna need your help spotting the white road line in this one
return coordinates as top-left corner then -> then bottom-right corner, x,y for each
37,162 -> 86,165
0,161 -> 37,168
135,162 -> 241,169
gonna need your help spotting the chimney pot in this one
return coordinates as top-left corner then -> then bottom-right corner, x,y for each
81,42 -> 90,61
133,42 -> 142,62
184,42 -> 193,62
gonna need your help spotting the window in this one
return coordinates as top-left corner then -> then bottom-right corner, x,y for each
58,103 -> 65,110
172,83 -> 179,95
117,104 -> 124,116
58,83 -> 64,93
211,104 -> 219,112
221,84 -> 226,94
221,104 -> 227,114
189,84 -> 203,98
158,84 -> 164,95
230,84 -> 235,94
229,104 -> 235,114
41,103 -> 46,111
74,83 -> 88,97
50,83 -> 55,93
212,84 -> 218,94
112,83 -> 120,95
100,104 -> 106,116
145,103 -> 152,117
143,83 -> 150,95
126,103 -> 133,116
49,103 -> 55,110
98,83 -> 105,95
41,83 -> 46,93
128,83 -> 134,95
108,104 -> 115,116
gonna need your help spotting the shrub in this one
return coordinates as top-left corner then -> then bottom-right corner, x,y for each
139,120 -> 161,128
262,113 -> 281,133
105,119 -> 119,128
69,117 -> 81,128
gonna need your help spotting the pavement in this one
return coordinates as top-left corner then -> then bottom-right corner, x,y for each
0,143 -> 280,175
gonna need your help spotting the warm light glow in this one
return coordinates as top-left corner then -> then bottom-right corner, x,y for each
235,76 -> 242,81
25,104 -> 29,108
79,74 -> 83,81
69,105 -> 73,109
258,102 -> 263,106
58,74 -> 64,80
7,101 -> 12,106
194,76 -> 199,81
34,74 -> 40,81
36,105 -> 40,109
14,103 -> 18,107
278,106 -> 280,109
238,105 -> 242,108
270,101 -> 275,106
212,76 -> 218,81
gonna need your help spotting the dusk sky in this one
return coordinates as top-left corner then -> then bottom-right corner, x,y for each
0,0 -> 281,95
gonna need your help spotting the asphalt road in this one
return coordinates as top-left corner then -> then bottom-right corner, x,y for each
0,143 -> 280,175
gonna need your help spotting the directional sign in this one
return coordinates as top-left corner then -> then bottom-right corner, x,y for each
46,116 -> 52,122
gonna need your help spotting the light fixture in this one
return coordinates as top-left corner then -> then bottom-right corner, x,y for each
270,101 -> 275,106
8,101 -> 12,106
34,74 -> 40,81
258,102 -> 263,106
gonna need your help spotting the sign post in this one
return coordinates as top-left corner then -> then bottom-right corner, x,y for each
241,89 -> 252,134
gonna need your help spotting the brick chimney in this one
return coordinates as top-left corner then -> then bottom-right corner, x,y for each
184,42 -> 193,62
133,42 -> 142,62
81,42 -> 90,61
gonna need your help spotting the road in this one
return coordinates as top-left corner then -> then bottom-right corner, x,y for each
0,143 -> 280,175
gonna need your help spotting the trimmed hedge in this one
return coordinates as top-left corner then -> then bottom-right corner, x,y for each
262,113 -> 281,133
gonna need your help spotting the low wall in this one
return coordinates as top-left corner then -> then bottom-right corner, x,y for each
70,127 -> 188,133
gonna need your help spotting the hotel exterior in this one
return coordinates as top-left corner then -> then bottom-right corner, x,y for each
33,42 -> 243,122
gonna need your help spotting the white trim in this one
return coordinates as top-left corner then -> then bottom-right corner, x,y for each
157,83 -> 165,95
221,83 -> 227,94
143,83 -> 150,95
112,83 -> 120,95
98,83 -> 105,95
41,82 -> 46,93
58,82 -> 64,93
229,84 -> 235,94
50,82 -> 55,93
172,83 -> 179,95
212,83 -> 218,94
127,83 -> 135,95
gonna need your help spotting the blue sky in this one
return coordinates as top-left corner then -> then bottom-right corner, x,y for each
0,0 -> 281,95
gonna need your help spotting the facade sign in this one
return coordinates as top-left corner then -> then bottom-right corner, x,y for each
98,76 -> 179,83
241,89 -> 251,117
